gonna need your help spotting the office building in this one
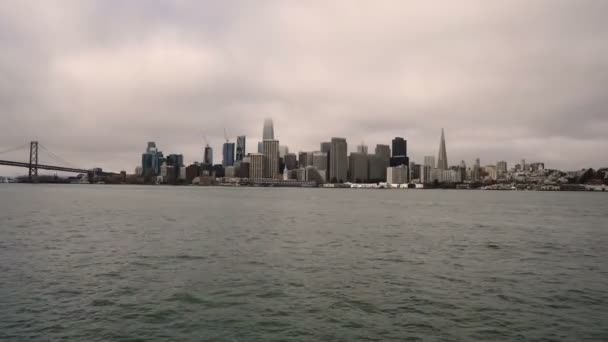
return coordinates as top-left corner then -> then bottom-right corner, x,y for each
312,151 -> 328,171
437,128 -> 448,170
298,151 -> 314,167
357,144 -> 368,154
484,165 -> 497,180
248,153 -> 264,179
204,145 -> 213,165
236,136 -> 246,161
263,139 -> 280,179
375,144 -> 391,161
279,145 -> 289,157
368,154 -> 389,182
320,142 -> 332,154
497,161 -> 508,177
284,153 -> 298,170
330,138 -> 348,183
349,152 -> 368,183
392,137 -> 407,157
141,142 -> 163,176
424,156 -> 435,168
263,118 -> 275,140
222,142 -> 235,167
387,165 -> 408,185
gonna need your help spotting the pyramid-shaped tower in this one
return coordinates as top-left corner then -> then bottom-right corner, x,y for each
437,128 -> 448,170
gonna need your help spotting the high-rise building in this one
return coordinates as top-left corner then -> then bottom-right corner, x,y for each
368,154 -> 389,182
248,153 -> 264,179
236,136 -> 246,161
521,159 -> 527,172
222,142 -> 235,167
387,165 -> 408,185
410,162 -> 421,181
312,151 -> 328,171
320,142 -> 332,176
204,145 -> 213,165
279,145 -> 289,157
166,154 -> 184,168
437,128 -> 448,170
497,161 -> 508,177
473,158 -> 481,180
284,153 -> 298,170
424,156 -> 436,168
263,118 -> 274,140
357,144 -> 368,154
349,152 -> 368,183
375,144 -> 391,161
298,151 -> 313,167
263,139 -> 280,179
330,138 -> 348,183
142,142 -> 163,176
320,142 -> 332,153
392,137 -> 407,157
390,136 -> 409,167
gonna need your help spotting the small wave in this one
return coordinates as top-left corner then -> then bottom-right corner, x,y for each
168,292 -> 205,304
91,299 -> 114,307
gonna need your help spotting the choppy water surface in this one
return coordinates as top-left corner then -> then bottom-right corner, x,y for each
1,184 -> 607,341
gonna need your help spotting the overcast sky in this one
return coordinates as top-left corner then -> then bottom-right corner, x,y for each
1,1 -> 607,176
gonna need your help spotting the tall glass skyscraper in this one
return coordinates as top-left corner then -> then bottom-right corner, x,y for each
204,145 -> 213,165
236,136 -> 246,161
222,142 -> 235,167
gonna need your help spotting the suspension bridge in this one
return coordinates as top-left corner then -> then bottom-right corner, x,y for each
0,141 -> 117,182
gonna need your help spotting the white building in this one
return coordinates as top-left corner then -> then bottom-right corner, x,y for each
387,165 -> 408,185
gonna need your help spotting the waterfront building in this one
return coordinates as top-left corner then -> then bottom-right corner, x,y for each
387,165 -> 408,185
437,129 -> 448,170
497,161 -> 508,177
222,142 -> 235,167
236,136 -> 246,161
248,153 -> 264,179
368,154 -> 389,182
141,142 -> 164,176
485,165 -> 498,180
330,137 -> 348,183
305,166 -> 325,184
349,152 -> 369,183
473,158 -> 481,181
238,157 -> 250,178
409,162 -> 421,181
263,139 -> 280,179
420,165 -> 432,184
431,168 -> 461,184
424,156 -> 436,168
135,166 -> 143,176
225,166 -> 236,178
357,144 -> 369,154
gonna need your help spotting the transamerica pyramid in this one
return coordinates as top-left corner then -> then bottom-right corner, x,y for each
437,128 -> 448,170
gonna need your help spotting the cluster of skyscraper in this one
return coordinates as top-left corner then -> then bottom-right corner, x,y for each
136,119 -> 545,186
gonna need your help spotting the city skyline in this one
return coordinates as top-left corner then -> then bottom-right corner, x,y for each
1,1 -> 608,176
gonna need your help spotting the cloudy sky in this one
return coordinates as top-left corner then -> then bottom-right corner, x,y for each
1,1 -> 607,175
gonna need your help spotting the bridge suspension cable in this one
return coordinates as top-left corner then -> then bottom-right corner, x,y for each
38,144 -> 77,168
0,143 -> 29,156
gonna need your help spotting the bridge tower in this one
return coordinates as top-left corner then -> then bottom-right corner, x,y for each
29,141 -> 38,182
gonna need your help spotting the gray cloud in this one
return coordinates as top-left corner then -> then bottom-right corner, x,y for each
1,0 -> 607,175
